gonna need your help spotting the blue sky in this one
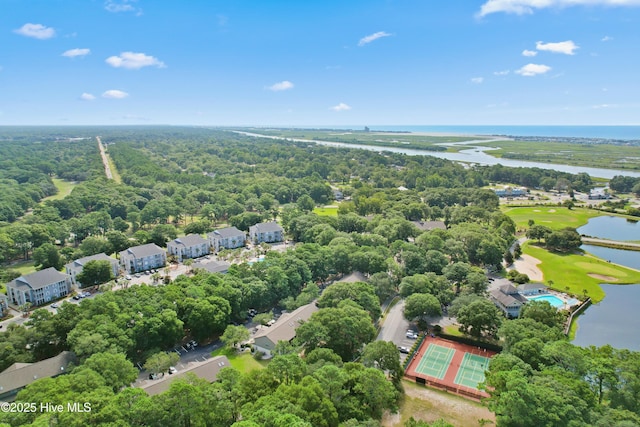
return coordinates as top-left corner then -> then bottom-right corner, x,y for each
2,0 -> 640,126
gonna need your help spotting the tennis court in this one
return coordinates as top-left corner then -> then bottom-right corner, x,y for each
454,352 -> 490,389
414,344 -> 455,379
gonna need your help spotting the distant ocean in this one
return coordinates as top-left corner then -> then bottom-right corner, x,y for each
314,125 -> 640,140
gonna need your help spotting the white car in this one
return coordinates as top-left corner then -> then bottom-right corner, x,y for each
168,366 -> 177,374
51,303 -> 59,309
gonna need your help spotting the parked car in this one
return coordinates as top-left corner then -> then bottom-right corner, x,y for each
398,346 -> 410,354
72,295 -> 81,300
125,275 -> 132,280
168,366 -> 177,374
51,303 -> 59,309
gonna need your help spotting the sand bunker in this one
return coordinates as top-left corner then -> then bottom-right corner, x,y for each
588,273 -> 618,282
512,254 -> 544,282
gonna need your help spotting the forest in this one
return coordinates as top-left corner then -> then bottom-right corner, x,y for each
1,127 -> 639,427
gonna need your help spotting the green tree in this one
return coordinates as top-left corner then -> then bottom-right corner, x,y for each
296,301 -> 376,361
362,340 -> 403,382
456,299 -> 503,338
403,293 -> 442,323
80,352 -> 139,392
144,351 -> 179,376
32,242 -> 64,270
76,260 -> 114,287
221,325 -> 251,350
184,297 -> 231,342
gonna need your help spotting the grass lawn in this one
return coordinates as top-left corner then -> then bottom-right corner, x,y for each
41,178 -> 77,202
443,325 -> 463,337
382,380 -> 494,427
313,206 -> 339,216
211,347 -> 266,372
105,152 -> 122,184
8,260 -> 36,276
502,206 -> 602,231
523,243 -> 640,303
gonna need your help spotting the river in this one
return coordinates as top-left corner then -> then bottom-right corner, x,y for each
234,131 -> 640,179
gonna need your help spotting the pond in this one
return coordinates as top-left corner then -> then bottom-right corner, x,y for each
572,284 -> 640,351
578,216 -> 640,241
582,245 -> 640,271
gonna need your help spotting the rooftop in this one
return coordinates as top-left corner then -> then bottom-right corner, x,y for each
208,227 -> 245,239
193,260 -> 231,274
0,351 -> 76,399
65,253 -> 116,270
140,356 -> 230,396
250,221 -> 283,233
254,302 -> 318,345
169,234 -> 208,247
8,268 -> 70,291
121,243 -> 165,258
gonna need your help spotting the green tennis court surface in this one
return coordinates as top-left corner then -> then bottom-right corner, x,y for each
454,352 -> 490,389
414,344 -> 455,379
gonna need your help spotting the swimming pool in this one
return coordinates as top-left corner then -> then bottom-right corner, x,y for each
528,294 -> 565,308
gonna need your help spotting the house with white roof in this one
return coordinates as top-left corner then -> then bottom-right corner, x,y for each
65,253 -> 119,287
207,227 -> 246,252
5,268 -> 72,307
167,234 -> 209,262
119,243 -> 166,274
249,221 -> 284,244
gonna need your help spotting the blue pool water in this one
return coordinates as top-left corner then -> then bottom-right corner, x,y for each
528,295 -> 565,308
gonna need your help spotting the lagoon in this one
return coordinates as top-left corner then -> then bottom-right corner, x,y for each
582,245 -> 640,271
578,216 -> 640,242
573,284 -> 640,351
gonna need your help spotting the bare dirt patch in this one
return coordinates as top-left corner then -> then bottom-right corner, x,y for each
588,273 -> 618,282
382,381 -> 495,427
512,254 -> 544,282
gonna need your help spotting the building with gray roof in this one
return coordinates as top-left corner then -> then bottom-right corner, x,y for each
167,234 -> 209,262
6,268 -> 72,307
119,243 -> 166,274
0,351 -> 76,401
207,227 -> 246,252
249,221 -> 284,244
253,302 -> 318,358
192,260 -> 231,274
139,356 -> 230,396
65,253 -> 119,287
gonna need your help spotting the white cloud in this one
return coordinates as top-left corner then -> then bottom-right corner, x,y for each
601,35 -> 613,41
522,49 -> 537,57
536,40 -> 579,55
592,103 -> 618,109
14,23 -> 56,39
267,81 -> 294,91
102,90 -> 129,99
471,77 -> 484,84
62,48 -> 90,58
105,0 -> 141,13
477,0 -> 640,17
358,31 -> 392,46
330,103 -> 352,111
106,52 -> 165,69
515,63 -> 552,76
494,70 -> 510,75
80,93 -> 96,101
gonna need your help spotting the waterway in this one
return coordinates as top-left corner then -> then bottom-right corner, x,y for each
578,216 -> 640,242
235,131 -> 640,179
572,284 -> 640,351
573,216 -> 640,351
